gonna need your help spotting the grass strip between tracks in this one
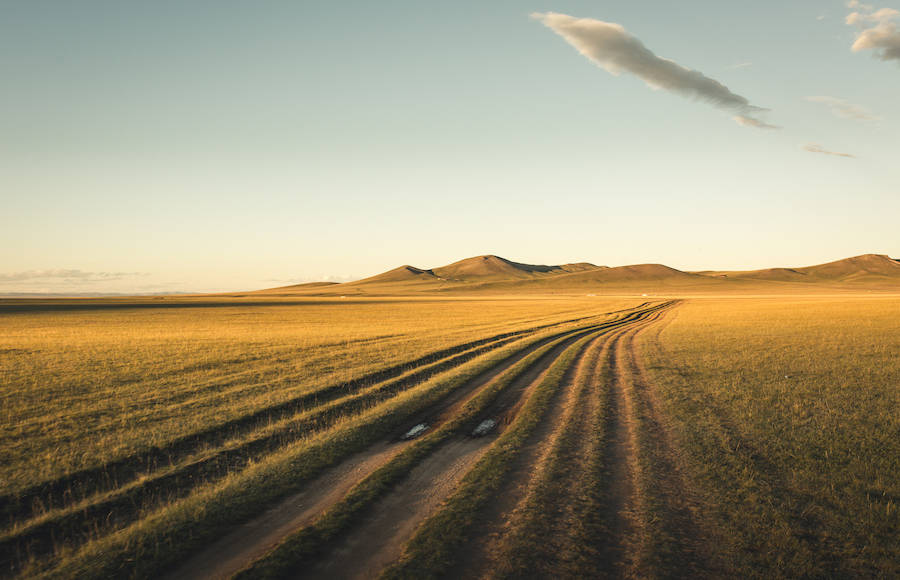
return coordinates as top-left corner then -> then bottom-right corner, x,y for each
233,327 -> 600,579
36,318 -> 607,579
379,330 -> 600,579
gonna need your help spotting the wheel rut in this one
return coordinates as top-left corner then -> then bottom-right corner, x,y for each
108,303 -> 673,580
163,320 -> 610,580
597,326 -> 642,578
2,312 -> 603,525
163,443 -> 403,580
293,327 -> 601,580
435,307 -> 677,580
619,312 -> 721,577
480,328 -> 615,579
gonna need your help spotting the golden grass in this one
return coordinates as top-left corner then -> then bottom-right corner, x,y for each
0,295 -> 646,578
3,293 -> 897,578
0,297 -> 633,495
639,296 -> 900,577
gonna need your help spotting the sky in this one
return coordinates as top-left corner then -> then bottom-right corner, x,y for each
2,0 -> 898,293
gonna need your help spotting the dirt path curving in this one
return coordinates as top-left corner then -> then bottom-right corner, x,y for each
618,311 -> 722,577
164,321 -> 609,580
442,328 -> 620,579
159,304 -> 676,580
480,329 -> 616,579
295,328 -> 602,579
589,327 -> 643,578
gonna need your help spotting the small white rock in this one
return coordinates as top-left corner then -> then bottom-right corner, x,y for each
472,419 -> 497,437
402,423 -> 428,440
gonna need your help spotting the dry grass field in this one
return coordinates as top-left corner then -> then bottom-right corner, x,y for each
639,297 -> 900,578
0,296 -> 647,577
0,287 -> 897,579
1,296 -> 635,493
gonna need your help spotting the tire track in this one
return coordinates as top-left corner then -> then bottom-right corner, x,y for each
595,323 -> 645,578
0,337 -> 527,570
2,317 -> 624,575
379,305 -> 675,580
487,317 -> 661,579
300,328 -> 604,580
455,322 -> 649,579
1,312 -> 608,524
473,329 -> 613,579
624,311 -> 728,577
611,308 -> 719,577
162,317 -> 624,580
12,304 -> 668,580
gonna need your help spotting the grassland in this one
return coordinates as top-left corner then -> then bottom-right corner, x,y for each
638,296 -> 900,578
0,296 -> 646,577
1,292 -> 897,579
0,296 -> 628,492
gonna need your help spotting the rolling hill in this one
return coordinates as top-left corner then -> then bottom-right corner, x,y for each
341,255 -> 606,287
347,265 -> 438,284
256,253 -> 900,296
430,255 -> 603,280
696,254 -> 900,286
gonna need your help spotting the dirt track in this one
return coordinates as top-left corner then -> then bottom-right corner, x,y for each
156,301 -> 701,580
165,317 -> 610,580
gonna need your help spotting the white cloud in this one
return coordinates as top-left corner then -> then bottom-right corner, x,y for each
846,3 -> 900,61
531,12 -> 777,129
0,269 -> 145,283
266,274 -> 357,284
805,95 -> 881,120
803,143 -> 857,158
728,61 -> 753,69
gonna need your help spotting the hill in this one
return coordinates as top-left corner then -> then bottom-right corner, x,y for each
431,255 -> 602,280
254,253 -> 900,296
699,254 -> 900,286
798,254 -> 900,282
348,265 -> 438,285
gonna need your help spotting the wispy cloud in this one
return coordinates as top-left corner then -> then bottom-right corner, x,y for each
0,269 -> 144,283
846,2 -> 900,61
531,12 -> 777,129
734,115 -> 780,129
266,274 -> 357,284
805,95 -> 881,120
803,143 -> 857,158
728,61 -> 753,69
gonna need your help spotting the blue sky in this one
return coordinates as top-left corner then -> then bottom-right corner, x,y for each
2,0 -> 898,293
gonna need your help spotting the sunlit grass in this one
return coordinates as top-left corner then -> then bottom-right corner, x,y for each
640,296 -> 900,577
0,297 -> 630,494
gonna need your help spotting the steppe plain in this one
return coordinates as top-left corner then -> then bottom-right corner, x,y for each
1,253 -> 898,579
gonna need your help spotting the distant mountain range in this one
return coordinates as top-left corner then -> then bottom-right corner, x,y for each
260,254 -> 900,295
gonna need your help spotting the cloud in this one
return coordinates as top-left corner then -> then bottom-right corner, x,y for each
805,95 -> 881,120
531,12 -> 776,129
728,61 -> 753,69
846,3 -> 900,61
802,143 -> 857,158
0,269 -> 144,283
266,274 -> 357,284
733,115 -> 780,129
